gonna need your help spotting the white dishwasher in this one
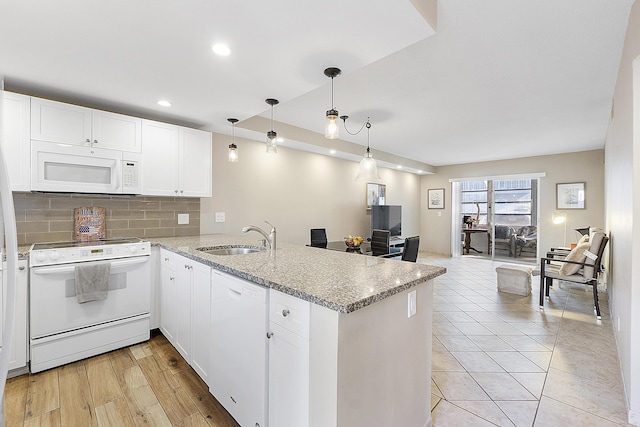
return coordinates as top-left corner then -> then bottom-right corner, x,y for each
210,270 -> 268,427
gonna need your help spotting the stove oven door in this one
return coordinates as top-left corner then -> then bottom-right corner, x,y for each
30,255 -> 150,339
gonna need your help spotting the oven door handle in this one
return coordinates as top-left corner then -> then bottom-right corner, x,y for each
32,256 -> 150,275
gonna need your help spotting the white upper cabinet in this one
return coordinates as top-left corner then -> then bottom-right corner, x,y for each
1,91 -> 31,191
142,119 -> 212,197
31,97 -> 141,152
180,127 -> 212,198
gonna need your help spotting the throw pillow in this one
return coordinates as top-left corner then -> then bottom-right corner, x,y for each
559,241 -> 590,275
577,234 -> 589,245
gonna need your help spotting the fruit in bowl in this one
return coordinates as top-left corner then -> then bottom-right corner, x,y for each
345,235 -> 364,248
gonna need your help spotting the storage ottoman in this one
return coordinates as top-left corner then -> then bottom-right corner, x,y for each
495,265 -> 533,296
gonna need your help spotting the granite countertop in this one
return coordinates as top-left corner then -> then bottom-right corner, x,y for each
151,234 -> 446,314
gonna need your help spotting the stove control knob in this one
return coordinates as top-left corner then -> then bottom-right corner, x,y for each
50,251 -> 60,261
35,252 -> 47,263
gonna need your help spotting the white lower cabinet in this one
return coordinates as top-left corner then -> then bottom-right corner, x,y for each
268,290 -> 310,427
210,270 -> 268,427
159,249 -> 211,383
1,259 -> 29,372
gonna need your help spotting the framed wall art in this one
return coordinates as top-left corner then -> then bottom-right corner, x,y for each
428,188 -> 445,209
556,182 -> 585,209
366,183 -> 386,209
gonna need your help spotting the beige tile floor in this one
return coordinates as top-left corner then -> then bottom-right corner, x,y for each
420,254 -> 632,427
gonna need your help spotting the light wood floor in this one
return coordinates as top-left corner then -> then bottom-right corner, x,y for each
4,331 -> 240,427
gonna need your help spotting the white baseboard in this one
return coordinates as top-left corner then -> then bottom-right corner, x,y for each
629,409 -> 640,426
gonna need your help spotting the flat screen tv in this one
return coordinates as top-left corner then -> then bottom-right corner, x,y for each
371,205 -> 402,237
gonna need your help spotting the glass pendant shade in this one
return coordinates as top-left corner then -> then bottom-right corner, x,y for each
266,130 -> 278,154
227,118 -> 239,162
265,98 -> 279,154
355,147 -> 380,181
323,67 -> 341,139
228,143 -> 238,162
325,109 -> 339,139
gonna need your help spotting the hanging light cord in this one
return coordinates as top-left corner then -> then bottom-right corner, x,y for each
342,116 -> 370,136
270,104 -> 274,131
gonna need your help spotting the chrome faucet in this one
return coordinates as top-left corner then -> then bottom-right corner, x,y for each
242,221 -> 276,253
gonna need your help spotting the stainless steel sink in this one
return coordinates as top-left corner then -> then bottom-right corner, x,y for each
197,246 -> 265,256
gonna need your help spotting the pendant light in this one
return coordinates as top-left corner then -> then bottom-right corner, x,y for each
342,115 -> 381,181
324,67 -> 341,139
227,118 -> 239,162
265,98 -> 279,154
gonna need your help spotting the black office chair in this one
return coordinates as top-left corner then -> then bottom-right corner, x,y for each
370,229 -> 390,256
400,236 -> 420,262
310,228 -> 328,248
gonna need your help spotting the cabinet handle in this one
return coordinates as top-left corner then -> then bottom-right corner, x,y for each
266,332 -> 274,339
180,190 -> 184,194
164,257 -> 169,261
282,309 -> 290,317
93,139 -> 98,144
19,266 -> 25,270
169,277 -> 175,281
85,138 -> 90,143
175,190 -> 179,194
184,264 -> 192,270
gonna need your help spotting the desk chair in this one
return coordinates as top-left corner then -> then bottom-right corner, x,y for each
310,228 -> 328,248
370,229 -> 390,256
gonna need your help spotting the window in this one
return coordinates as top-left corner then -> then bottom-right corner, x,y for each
494,179 -> 535,226
461,181 -> 488,224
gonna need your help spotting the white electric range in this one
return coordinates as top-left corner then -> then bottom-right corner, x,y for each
29,237 -> 151,372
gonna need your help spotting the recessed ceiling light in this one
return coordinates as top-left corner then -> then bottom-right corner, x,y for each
397,165 -> 403,169
329,149 -> 336,154
157,100 -> 171,107
417,170 -> 424,174
212,43 -> 231,56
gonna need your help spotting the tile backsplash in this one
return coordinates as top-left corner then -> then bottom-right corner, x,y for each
13,192 -> 200,246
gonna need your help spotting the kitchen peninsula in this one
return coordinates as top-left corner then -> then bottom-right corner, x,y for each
153,234 -> 445,427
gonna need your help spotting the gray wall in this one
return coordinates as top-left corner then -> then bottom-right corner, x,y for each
420,150 -> 605,256
606,0 -> 640,422
200,133 -> 422,246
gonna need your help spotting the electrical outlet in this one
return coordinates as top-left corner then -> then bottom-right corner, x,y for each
177,214 -> 189,225
408,290 -> 417,318
438,211 -> 442,217
215,212 -> 226,223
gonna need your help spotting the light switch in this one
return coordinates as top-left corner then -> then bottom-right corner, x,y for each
177,214 -> 189,225
408,290 -> 417,318
215,212 -> 226,223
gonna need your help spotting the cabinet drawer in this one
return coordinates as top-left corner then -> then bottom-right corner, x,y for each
269,290 -> 310,338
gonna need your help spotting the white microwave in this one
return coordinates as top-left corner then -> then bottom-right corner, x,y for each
31,141 -> 141,194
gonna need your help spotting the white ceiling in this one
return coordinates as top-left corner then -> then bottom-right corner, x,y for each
0,0 -> 633,169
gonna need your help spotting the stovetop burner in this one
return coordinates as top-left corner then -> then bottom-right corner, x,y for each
31,237 -> 143,251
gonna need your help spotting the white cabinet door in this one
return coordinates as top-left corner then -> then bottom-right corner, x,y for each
159,251 -> 178,344
31,97 -> 142,152
180,128 -> 212,197
31,97 -> 91,145
1,91 -> 30,191
190,259 -> 211,383
141,119 -> 180,196
210,271 -> 268,427
174,256 -> 192,361
91,110 -> 141,152
141,120 -> 211,197
269,290 -> 310,427
1,259 -> 29,371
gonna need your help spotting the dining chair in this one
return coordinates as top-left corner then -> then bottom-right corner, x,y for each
400,236 -> 420,262
310,228 -> 328,248
370,229 -> 390,256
